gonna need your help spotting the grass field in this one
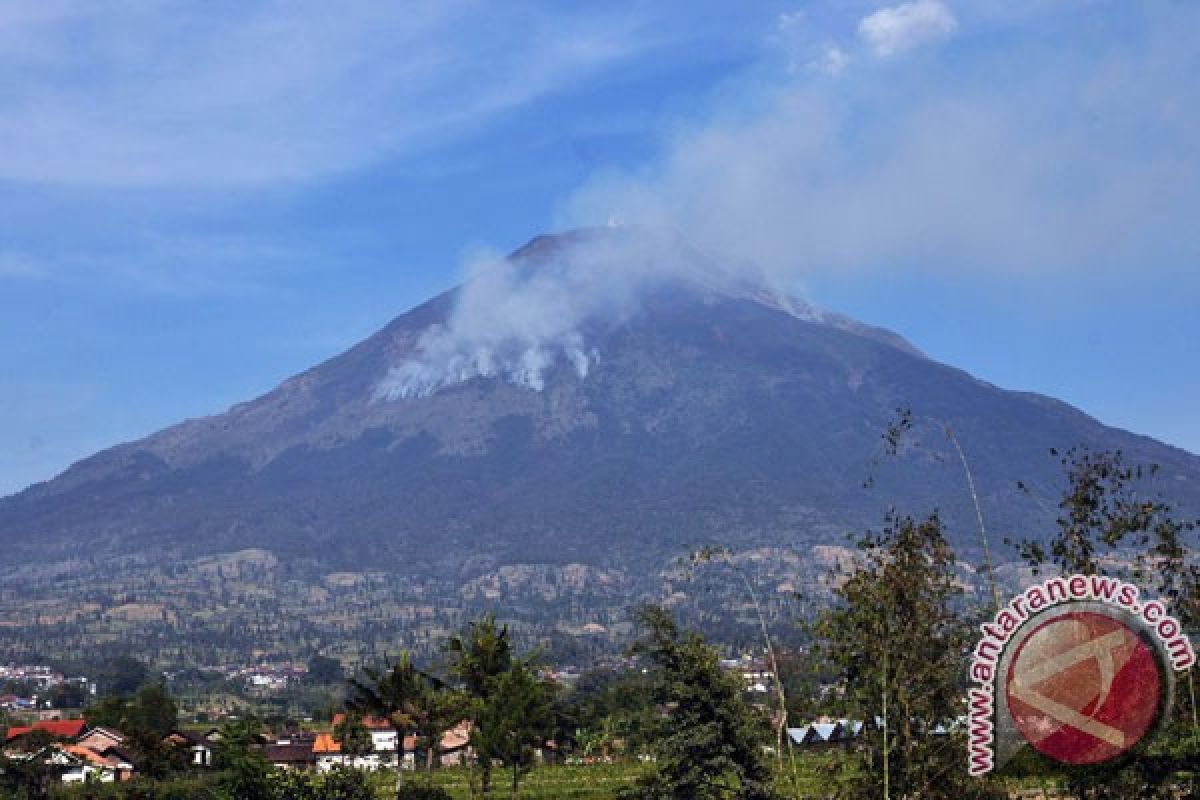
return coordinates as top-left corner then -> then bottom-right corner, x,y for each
368,763 -> 649,799
364,753 -> 860,800
360,756 -> 1088,799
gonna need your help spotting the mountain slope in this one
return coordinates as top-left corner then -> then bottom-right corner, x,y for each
1,229 -> 1196,660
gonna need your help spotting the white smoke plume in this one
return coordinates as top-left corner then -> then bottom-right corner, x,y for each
375,228 -> 736,399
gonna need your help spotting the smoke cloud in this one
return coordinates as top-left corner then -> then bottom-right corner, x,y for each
380,3 -> 1200,400
375,229 -> 749,398
564,3 -> 1200,284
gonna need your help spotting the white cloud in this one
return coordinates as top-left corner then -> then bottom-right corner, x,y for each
815,45 -> 850,76
858,0 -> 958,57
774,11 -> 849,77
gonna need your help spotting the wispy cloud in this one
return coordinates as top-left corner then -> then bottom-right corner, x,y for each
0,252 -> 49,280
858,0 -> 958,57
0,233 -> 315,295
814,44 -> 851,76
0,2 -> 658,187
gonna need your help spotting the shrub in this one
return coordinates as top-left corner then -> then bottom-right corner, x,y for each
395,785 -> 453,800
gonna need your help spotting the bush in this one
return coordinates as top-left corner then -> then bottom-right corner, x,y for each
51,774 -> 221,800
268,766 -> 375,800
310,767 -> 375,800
395,785 -> 453,800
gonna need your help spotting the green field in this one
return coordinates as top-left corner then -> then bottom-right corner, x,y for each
364,754 -> 859,800
359,757 -> 1087,800
367,763 -> 647,800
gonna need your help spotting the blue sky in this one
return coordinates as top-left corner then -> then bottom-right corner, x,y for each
1,0 -> 1197,495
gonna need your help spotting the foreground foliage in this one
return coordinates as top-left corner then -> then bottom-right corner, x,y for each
618,606 -> 778,800
814,512 -> 1004,800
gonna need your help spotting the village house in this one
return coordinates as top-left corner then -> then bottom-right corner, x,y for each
318,716 -> 474,771
163,729 -> 216,768
437,721 -> 472,767
265,738 -> 318,771
2,720 -> 137,783
786,718 -> 871,750
329,714 -> 407,767
76,726 -> 125,754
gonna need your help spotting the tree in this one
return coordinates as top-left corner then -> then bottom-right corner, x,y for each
445,614 -> 514,798
333,711 -> 374,766
445,614 -> 513,699
0,750 -> 60,800
308,654 -> 345,686
815,512 -> 1002,800
1014,447 -> 1198,627
213,718 -> 274,800
84,683 -> 185,778
46,680 -> 89,709
93,655 -> 152,697
6,728 -> 57,754
127,683 -> 180,739
347,652 -> 439,798
412,684 -> 461,778
619,605 -> 777,800
473,662 -> 553,800
567,667 -> 657,761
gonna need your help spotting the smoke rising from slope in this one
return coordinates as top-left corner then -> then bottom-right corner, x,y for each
381,3 -> 1200,400
376,229 -> 747,398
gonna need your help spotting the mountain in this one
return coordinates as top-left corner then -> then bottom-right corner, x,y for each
1,228 -> 1197,662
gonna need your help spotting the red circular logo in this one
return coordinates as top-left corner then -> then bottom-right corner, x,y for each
1005,611 -> 1161,764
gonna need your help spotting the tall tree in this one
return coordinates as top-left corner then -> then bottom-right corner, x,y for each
413,685 -> 462,778
347,652 -> 432,798
1014,447 -> 1199,627
619,605 -> 777,800
446,614 -> 514,798
473,662 -> 553,800
816,513 -> 1001,800
446,614 -> 513,699
213,718 -> 274,800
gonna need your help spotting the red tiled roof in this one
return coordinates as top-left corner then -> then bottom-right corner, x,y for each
63,744 -> 113,767
312,733 -> 340,754
5,719 -> 87,742
440,721 -> 472,751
